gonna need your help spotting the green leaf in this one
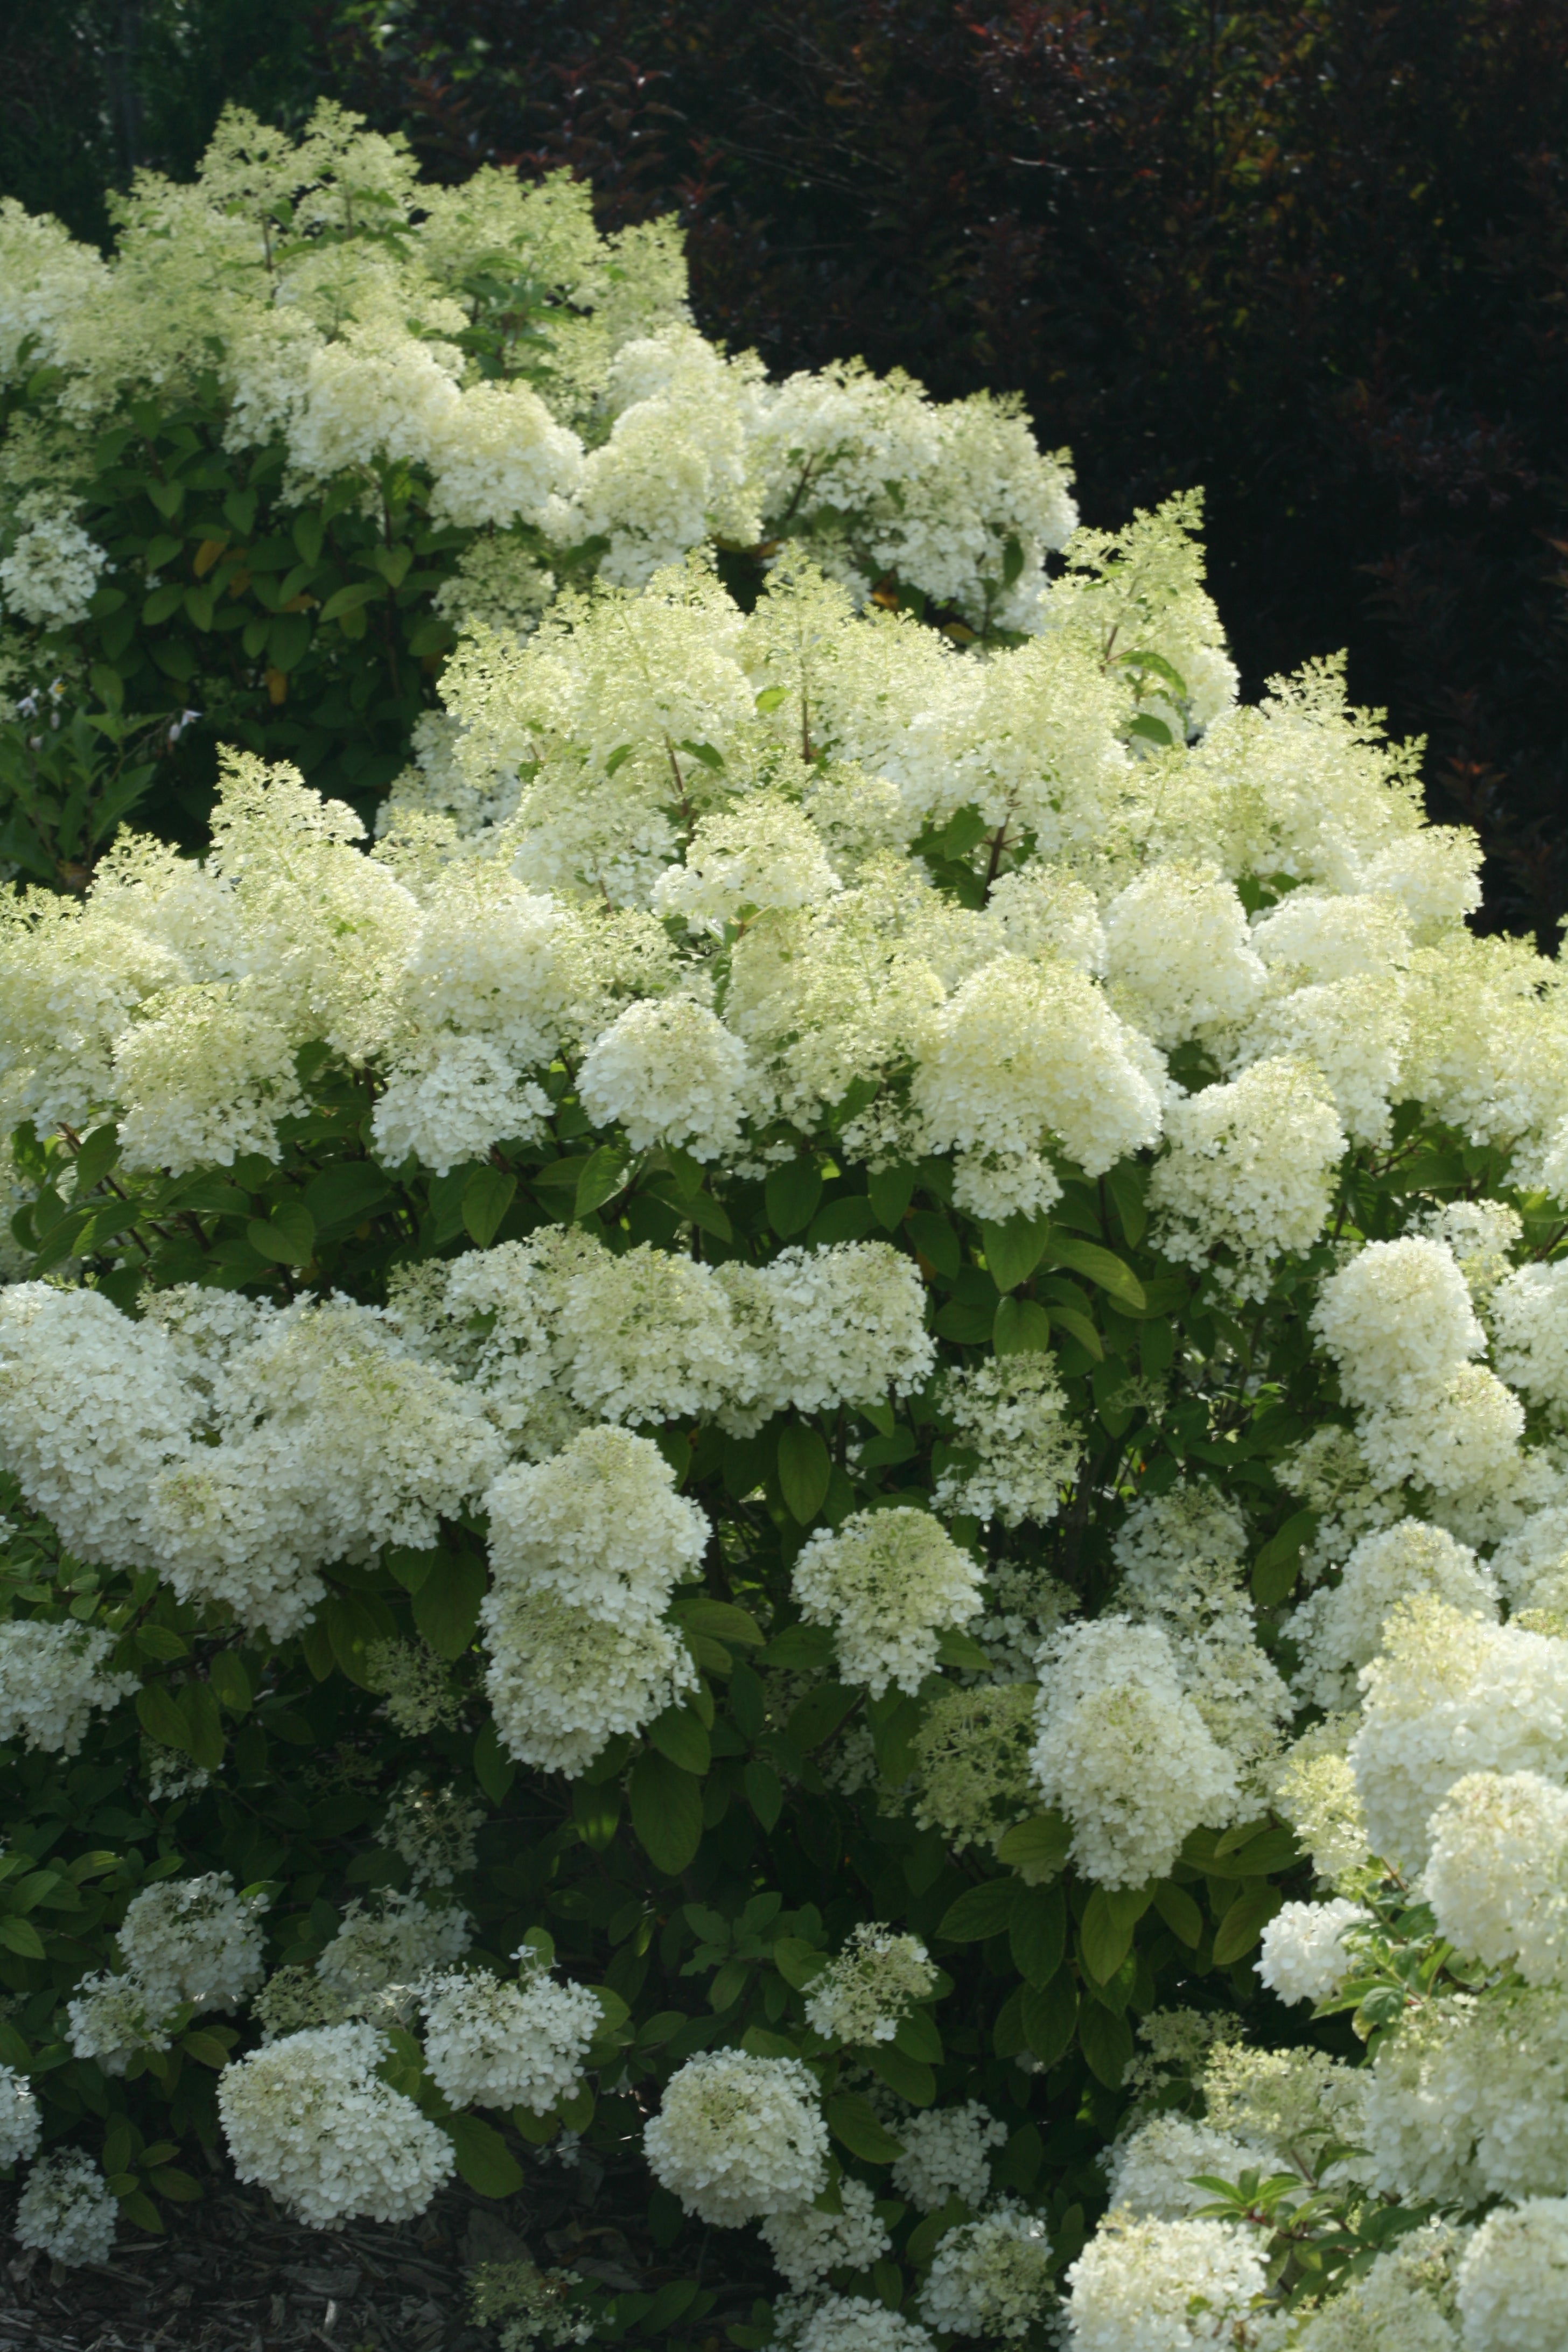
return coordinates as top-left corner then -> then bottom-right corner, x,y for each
995,1812 -> 1072,1877
246,1203 -> 315,1265
318,581 -> 382,622
992,1296 -> 1053,1355
1252,1510 -> 1319,1606
463,1165 -> 517,1249
932,1299 -> 995,1343
860,2043 -> 936,2106
1010,1880 -> 1067,1985
207,1651 -> 251,1715
72,1125 -> 121,1197
980,1214 -> 1051,1292
444,2111 -> 526,2198
576,1144 -> 632,1219
325,1593 -> 393,1689
766,1160 -> 823,1237
1213,1888 -> 1284,1966
0,1917 -> 44,1960
758,1623 -> 836,1669
473,1719 -> 516,1805
180,2030 -> 233,2070
629,1752 -> 703,1876
1048,1304 -> 1104,1360
868,1163 -> 918,1228
648,1706 -> 711,1776
1040,1235 -> 1146,1310
744,1758 -> 783,1830
1127,712 -> 1174,746
136,1683 -> 193,1756
118,2190 -> 165,2235
674,1598 -> 763,1649
937,1880 -> 1018,1943
144,2166 -> 203,2203
934,1627 -> 993,1672
826,2092 -> 904,2164
305,1162 -> 394,1229
773,1936 -> 828,1991
412,1551 -> 487,1661
1021,1973 -> 1077,2068
778,1423 -> 832,1523
1080,1885 -> 1150,1985
1153,1880 -> 1203,1948
1077,1998 -> 1134,2088
177,1681 -> 225,1772
785,1682 -> 859,1751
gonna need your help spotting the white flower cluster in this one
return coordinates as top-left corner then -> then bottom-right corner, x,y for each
314,1891 -> 471,2014
1030,1617 -> 1240,1887
761,2176 -> 892,2290
419,1954 -> 600,2114
932,1353 -> 1080,1527
1102,2115 -> 1259,2223
0,1618 -> 135,1755
791,2296 -> 936,2352
218,2020 -> 456,2227
802,1924 -> 936,2046
919,2203 -> 1054,2340
0,2064 -> 40,2168
1255,1898 -> 1369,2008
67,1871 -> 268,2074
1285,1518 -> 1499,1712
13,2148 -> 117,2267
644,2050 -> 829,2226
1063,2211 -> 1268,2351
793,1508 -> 983,1696
891,2102 -> 1007,2213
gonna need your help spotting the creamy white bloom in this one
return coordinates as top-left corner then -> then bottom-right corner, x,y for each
1351,1597 -> 1568,1871
115,1871 -> 268,2013
0,2065 -> 39,2169
1031,1618 -> 1240,1889
760,2176 -> 891,2289
577,996 -> 750,1160
1493,1259 -> 1568,1417
793,2297 -> 936,2352
372,1034 -> 549,1174
1103,2115 -> 1261,2222
1063,2211 -> 1267,2351
919,2202 -> 1054,2341
644,2050 -> 829,2225
1422,1770 -> 1568,1986
743,1243 -> 935,1418
1148,1055 -> 1345,1298
793,1507 -> 983,1696
1293,2222 -> 1464,2352
933,1352 -> 1079,1527
66,1971 -> 174,2075
0,1618 -> 135,1756
0,502 -> 107,628
891,2101 -> 1007,2212
484,1425 -> 709,1626
419,1959 -> 600,2113
1457,2199 -> 1568,2352
219,2021 -> 456,2227
652,793 -> 841,932
1103,863 -> 1265,1046
315,1891 -> 472,2012
13,2149 -> 117,2267
1312,1237 -> 1483,1417
1256,1899 -> 1369,2007
482,1579 -> 698,1775
1285,1519 -> 1499,1712
803,1924 -> 936,2045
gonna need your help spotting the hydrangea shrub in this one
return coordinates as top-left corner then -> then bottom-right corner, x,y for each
1,103 -> 1567,2352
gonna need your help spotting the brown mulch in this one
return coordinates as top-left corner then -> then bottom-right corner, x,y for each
0,2147 -> 629,2351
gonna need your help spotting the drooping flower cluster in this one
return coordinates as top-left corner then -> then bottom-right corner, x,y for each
218,2021 -> 457,2227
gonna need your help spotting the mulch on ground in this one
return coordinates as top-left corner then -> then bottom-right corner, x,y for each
0,2146 -> 638,2351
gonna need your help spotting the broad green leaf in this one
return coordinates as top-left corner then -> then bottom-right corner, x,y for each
575,1144 -> 631,1219
980,1214 -> 1051,1292
1010,1880 -> 1067,1986
1077,1998 -> 1134,2088
992,1297 -> 1053,1355
246,1203 -> 315,1265
206,1651 -> 250,1715
179,2031 -> 232,2070
629,1752 -> 703,1876
178,1681 -> 226,1772
1153,1879 -> 1204,1948
1080,1885 -> 1150,1984
473,1719 -> 516,1805
412,1550 -> 487,1661
785,1682 -> 859,1752
305,1162 -> 394,1229
744,1759 -> 783,1830
1252,1509 -> 1319,1606
1049,1304 -> 1104,1360
1213,1888 -> 1284,1965
826,2091 -> 903,2164
72,1124 -> 121,1197
674,1598 -> 763,1648
778,1423 -> 832,1522
860,2042 -> 936,2106
868,1164 -> 917,1228
1040,1234 -> 1145,1309
136,1683 -> 193,1756
934,1627 -> 993,1672
648,1705 -> 711,1776
1021,1973 -> 1077,2068
937,1879 -> 1018,1943
766,1159 -> 823,1237
0,1918 -> 44,1961
463,1164 -> 517,1248
444,2111 -> 526,2198
995,1812 -> 1072,1878
773,1936 -> 829,1991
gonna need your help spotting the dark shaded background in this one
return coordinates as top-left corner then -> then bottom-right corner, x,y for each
5,0 -> 1567,937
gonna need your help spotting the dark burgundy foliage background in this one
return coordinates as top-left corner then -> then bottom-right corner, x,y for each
4,0 -> 1568,937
